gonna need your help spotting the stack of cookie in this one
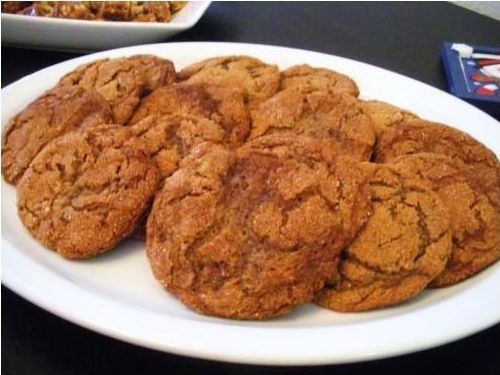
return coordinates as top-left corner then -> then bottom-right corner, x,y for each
2,54 -> 499,319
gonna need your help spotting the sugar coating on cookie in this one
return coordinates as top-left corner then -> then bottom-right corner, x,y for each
58,55 -> 176,124
127,114 -> 228,178
147,136 -> 372,319
129,82 -> 250,145
315,164 -> 452,312
359,100 -> 418,135
178,55 -> 281,109
392,153 -> 500,287
281,64 -> 359,97
126,54 -> 177,93
2,85 -> 112,185
250,89 -> 376,161
375,120 -> 500,206
17,124 -> 160,259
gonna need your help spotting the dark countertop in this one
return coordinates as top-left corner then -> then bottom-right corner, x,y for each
2,2 -> 500,374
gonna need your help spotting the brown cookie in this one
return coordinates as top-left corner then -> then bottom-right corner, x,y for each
2,85 -> 112,185
177,55 -> 281,109
127,114 -> 228,178
359,100 -> 418,135
281,64 -> 359,97
391,153 -> 500,287
147,135 -> 372,319
17,124 -> 160,259
126,54 -> 177,93
244,135 -> 373,246
129,82 -> 250,146
315,163 -> 452,312
250,89 -> 376,161
58,55 -> 176,124
374,120 -> 500,205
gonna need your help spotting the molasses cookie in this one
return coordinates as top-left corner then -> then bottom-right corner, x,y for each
374,120 -> 500,204
281,64 -> 359,97
250,89 -> 376,161
147,135 -> 372,319
129,82 -> 250,146
58,55 -> 175,124
127,114 -> 228,178
392,153 -> 500,287
177,55 -> 281,109
2,85 -> 112,185
127,54 -> 177,93
315,163 -> 452,312
17,124 -> 160,259
360,100 -> 418,135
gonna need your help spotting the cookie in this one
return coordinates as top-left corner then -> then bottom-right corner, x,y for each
392,153 -> 500,287
129,82 -> 250,146
359,100 -> 418,135
281,64 -> 359,97
374,120 -> 500,204
127,114 -> 228,178
146,135 -> 372,319
315,163 -> 452,312
126,54 -> 177,93
58,55 -> 176,124
2,85 -> 112,185
177,55 -> 281,109
250,89 -> 376,161
244,135 -> 373,245
17,124 -> 160,259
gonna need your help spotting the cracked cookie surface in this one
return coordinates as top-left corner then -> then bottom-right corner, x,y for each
58,55 -> 175,124
146,135 -> 372,319
392,153 -> 500,287
127,114 -> 228,179
177,55 -> 281,109
2,85 -> 112,185
280,64 -> 359,97
129,82 -> 250,146
17,124 -> 160,259
374,120 -> 500,202
315,163 -> 452,312
126,54 -> 177,93
250,90 -> 376,161
359,100 -> 418,135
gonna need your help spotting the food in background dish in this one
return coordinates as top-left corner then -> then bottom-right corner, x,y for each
1,1 -> 187,22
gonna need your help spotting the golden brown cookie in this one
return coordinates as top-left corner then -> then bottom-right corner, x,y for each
17,124 -> 160,259
391,153 -> 500,287
126,114 -> 229,241
127,114 -> 227,178
129,82 -> 250,146
147,135 -> 373,319
126,54 -> 177,93
281,64 -> 359,97
58,55 -> 176,124
359,100 -> 418,135
315,163 -> 452,312
2,85 -> 112,185
250,89 -> 376,161
177,55 -> 281,109
374,120 -> 500,205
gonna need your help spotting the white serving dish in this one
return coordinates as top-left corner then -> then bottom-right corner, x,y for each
2,42 -> 500,366
1,2 -> 211,51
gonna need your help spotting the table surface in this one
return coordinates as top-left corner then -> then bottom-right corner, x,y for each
2,2 -> 500,374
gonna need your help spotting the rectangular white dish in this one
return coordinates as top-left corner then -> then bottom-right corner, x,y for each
1,2 -> 211,51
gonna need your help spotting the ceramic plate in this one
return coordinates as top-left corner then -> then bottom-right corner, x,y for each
1,2 -> 211,51
2,42 -> 500,365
